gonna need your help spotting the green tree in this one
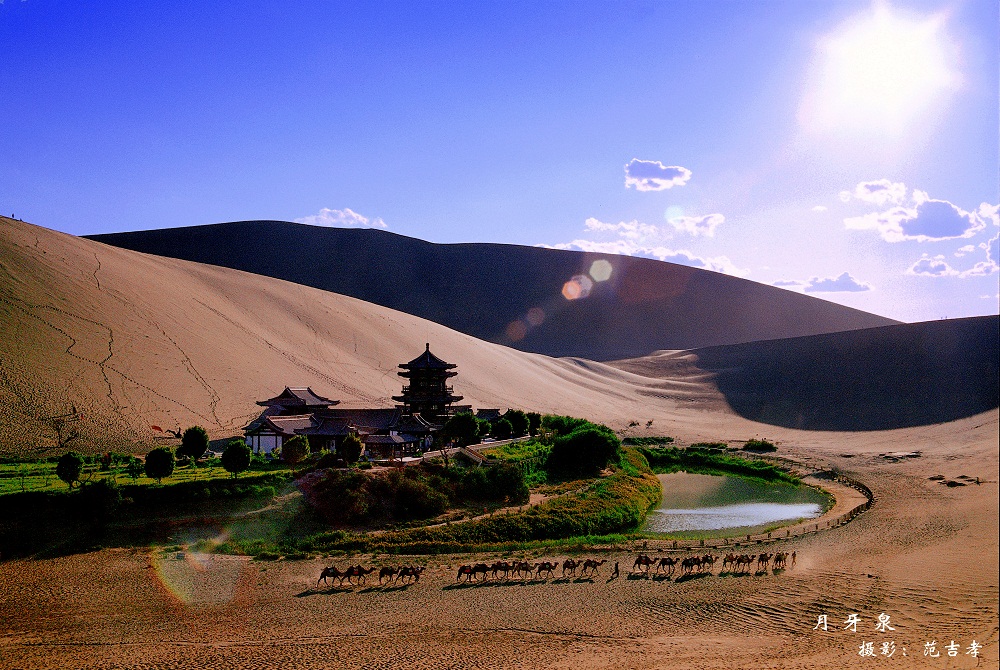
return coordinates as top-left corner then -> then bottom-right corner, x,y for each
126,457 -> 144,482
56,451 -> 85,489
503,409 -> 529,437
282,435 -> 310,465
222,440 -> 252,478
442,412 -> 481,447
178,425 -> 210,461
144,447 -> 175,483
526,412 -> 542,436
546,426 -> 621,478
492,418 -> 513,440
340,432 -> 364,465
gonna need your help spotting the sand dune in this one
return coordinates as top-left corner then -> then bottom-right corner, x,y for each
611,316 -> 999,431
1,215 -> 997,667
2,217 -> 993,454
87,220 -> 898,361
0,216 -> 736,453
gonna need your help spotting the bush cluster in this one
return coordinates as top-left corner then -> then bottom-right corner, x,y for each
298,462 -> 529,526
306,449 -> 660,554
543,416 -> 621,478
638,446 -> 798,484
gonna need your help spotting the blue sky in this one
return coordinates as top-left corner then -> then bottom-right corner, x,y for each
2,0 -> 997,323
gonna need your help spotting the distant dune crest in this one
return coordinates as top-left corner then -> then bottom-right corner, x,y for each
87,220 -> 899,361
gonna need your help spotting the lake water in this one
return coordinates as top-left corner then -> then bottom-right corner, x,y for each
643,471 -> 828,534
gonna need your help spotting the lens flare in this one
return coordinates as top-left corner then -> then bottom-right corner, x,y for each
505,320 -> 528,341
526,307 -> 545,326
589,259 -> 613,282
150,547 -> 243,606
562,274 -> 594,300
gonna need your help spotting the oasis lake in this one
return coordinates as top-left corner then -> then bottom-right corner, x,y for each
643,471 -> 831,536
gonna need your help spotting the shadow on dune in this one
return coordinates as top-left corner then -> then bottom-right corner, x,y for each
86,221 -> 896,361
692,316 -> 999,431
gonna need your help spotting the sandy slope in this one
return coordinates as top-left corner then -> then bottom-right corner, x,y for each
0,411 -> 995,669
1,216 -> 997,667
86,220 -> 897,360
1,216 -> 735,453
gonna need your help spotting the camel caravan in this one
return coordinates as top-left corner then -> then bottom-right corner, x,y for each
315,552 -> 795,589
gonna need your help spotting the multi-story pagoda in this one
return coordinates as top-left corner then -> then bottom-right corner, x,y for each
392,343 -> 463,423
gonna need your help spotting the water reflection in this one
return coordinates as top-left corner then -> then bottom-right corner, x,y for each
644,472 -> 827,533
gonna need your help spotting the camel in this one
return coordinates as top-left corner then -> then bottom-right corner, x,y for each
772,552 -> 787,569
318,566 -> 344,586
633,554 -> 655,573
655,557 -> 677,576
491,561 -> 513,580
580,558 -> 606,576
562,559 -> 579,577
722,553 -> 738,571
396,566 -> 424,583
734,554 -> 754,572
700,554 -> 717,573
456,565 -> 476,581
680,556 -> 702,575
513,561 -> 534,579
471,563 -> 490,580
378,566 -> 399,584
757,553 -> 773,571
343,565 -> 375,586
535,561 -> 558,579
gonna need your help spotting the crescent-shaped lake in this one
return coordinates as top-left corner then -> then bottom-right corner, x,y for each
643,471 -> 830,535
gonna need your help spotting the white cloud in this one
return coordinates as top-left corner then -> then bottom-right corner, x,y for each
542,239 -> 748,276
906,251 -> 998,278
804,272 -> 872,293
845,197 -> 985,242
583,218 -> 662,240
978,202 -> 1000,228
668,213 -> 725,237
954,245 -> 975,257
906,255 -> 959,277
839,179 -> 907,206
773,274 -> 872,293
624,159 -> 692,191
293,207 -> 387,229
812,205 -> 828,212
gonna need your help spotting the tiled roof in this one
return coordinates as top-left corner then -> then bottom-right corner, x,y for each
256,386 -> 340,408
398,343 -> 457,370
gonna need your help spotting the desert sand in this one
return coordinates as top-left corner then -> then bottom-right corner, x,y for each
1,216 -> 997,668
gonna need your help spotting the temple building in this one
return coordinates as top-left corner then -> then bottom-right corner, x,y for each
392,343 -> 465,422
243,344 -> 485,460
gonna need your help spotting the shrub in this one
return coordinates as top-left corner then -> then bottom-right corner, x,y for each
222,441 -> 252,478
282,435 -> 310,465
144,447 -> 175,483
492,418 -> 513,440
546,426 -> 621,478
442,412 -> 481,447
526,412 -> 541,436
743,438 -> 777,452
339,433 -> 363,465
503,410 -> 530,437
178,426 -> 210,460
56,451 -> 85,489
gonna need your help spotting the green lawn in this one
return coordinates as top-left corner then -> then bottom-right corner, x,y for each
0,461 -> 282,495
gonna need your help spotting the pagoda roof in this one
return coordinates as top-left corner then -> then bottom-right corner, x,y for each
256,387 -> 340,408
398,343 -> 457,370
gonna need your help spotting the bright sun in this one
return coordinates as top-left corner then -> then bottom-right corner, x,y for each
800,2 -> 959,136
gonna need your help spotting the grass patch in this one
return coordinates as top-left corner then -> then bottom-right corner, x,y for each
638,446 -> 799,485
294,448 -> 661,555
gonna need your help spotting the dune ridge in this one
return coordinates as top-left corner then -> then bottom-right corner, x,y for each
86,220 -> 898,361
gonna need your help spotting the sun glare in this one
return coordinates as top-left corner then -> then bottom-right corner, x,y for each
800,3 -> 959,136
